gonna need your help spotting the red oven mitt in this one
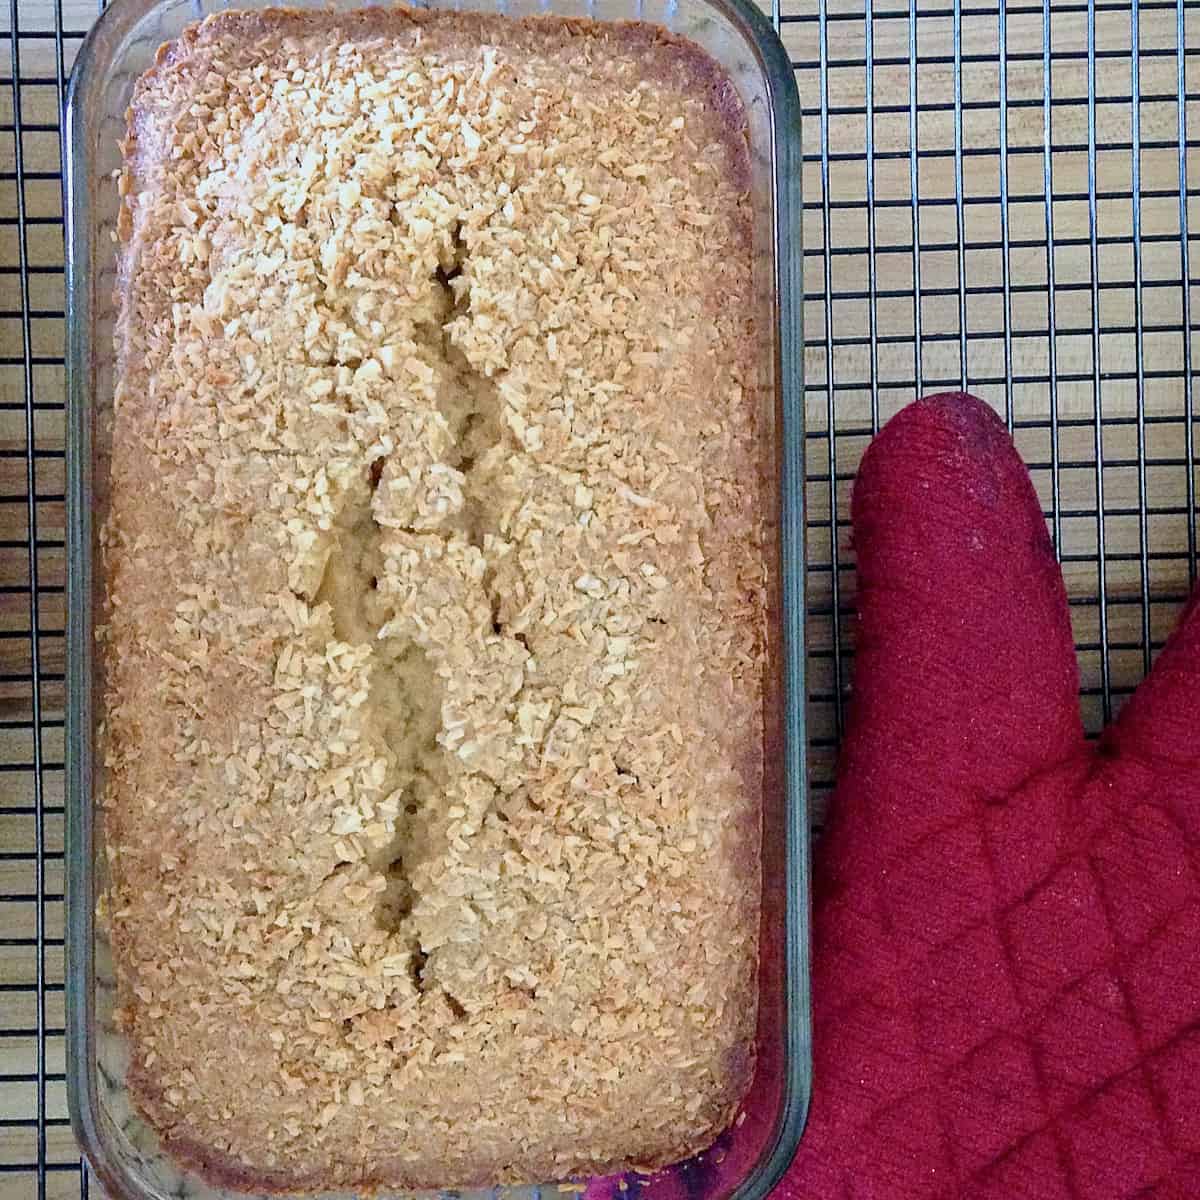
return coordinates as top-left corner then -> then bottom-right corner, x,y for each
777,393 -> 1200,1199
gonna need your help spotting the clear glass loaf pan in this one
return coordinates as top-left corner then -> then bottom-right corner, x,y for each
63,1 -> 809,1197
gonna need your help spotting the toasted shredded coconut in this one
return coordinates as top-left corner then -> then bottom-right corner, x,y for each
103,6 -> 763,1192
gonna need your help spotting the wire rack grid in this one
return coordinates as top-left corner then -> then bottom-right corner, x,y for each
0,0 -> 1197,1196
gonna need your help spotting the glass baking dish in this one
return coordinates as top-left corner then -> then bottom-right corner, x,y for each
63,0 -> 808,1197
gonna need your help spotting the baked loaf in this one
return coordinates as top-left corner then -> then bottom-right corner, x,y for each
103,7 -> 764,1190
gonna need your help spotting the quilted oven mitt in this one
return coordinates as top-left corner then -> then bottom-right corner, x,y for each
777,393 -> 1200,1199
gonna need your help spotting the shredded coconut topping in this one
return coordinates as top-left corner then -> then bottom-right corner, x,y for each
102,7 -> 764,1190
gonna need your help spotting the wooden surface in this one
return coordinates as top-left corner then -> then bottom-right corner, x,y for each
0,0 -> 1198,1195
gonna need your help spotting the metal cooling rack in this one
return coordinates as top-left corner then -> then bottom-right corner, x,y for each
791,0 -> 1199,819
1,0 -> 1198,1195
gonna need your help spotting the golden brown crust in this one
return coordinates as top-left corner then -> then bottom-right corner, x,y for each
104,6 -> 763,1191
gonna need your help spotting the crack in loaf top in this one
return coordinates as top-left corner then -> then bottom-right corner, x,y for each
103,7 -> 765,1191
